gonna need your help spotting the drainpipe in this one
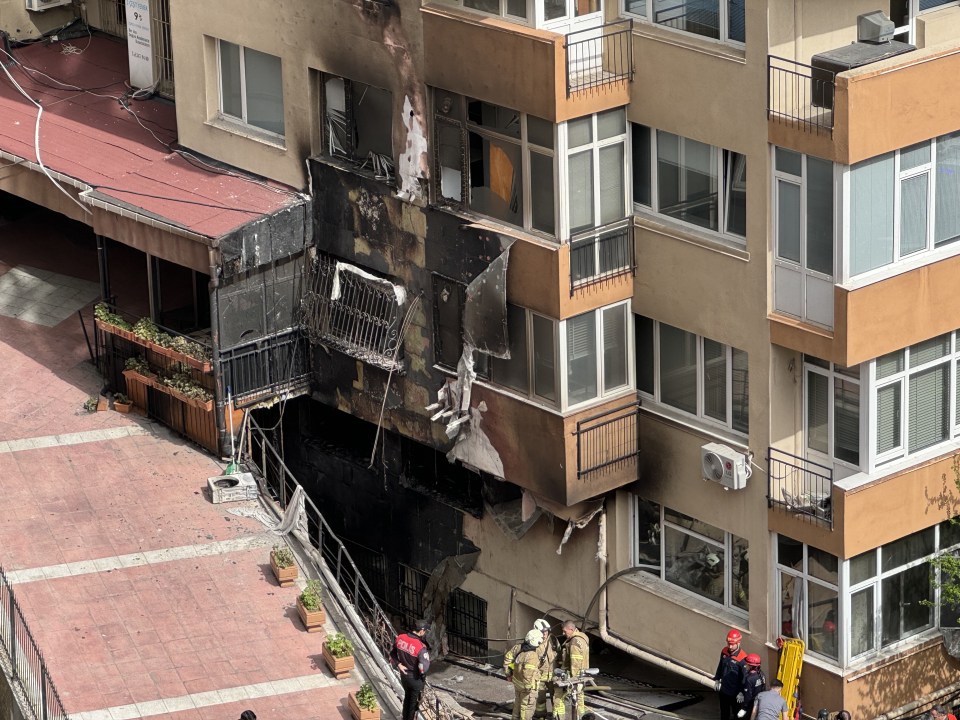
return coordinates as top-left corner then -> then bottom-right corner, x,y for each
208,247 -> 227,457
597,510 -> 717,690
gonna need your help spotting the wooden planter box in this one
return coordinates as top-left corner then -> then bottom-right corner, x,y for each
114,402 -> 132,414
98,320 -> 137,342
296,596 -> 326,632
322,643 -> 355,679
348,692 -> 381,720
154,382 -> 214,412
270,553 -> 298,587
122,369 -> 155,410
98,321 -> 213,373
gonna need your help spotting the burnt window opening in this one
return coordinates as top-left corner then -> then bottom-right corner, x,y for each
323,75 -> 394,183
432,274 -> 489,377
302,254 -> 406,372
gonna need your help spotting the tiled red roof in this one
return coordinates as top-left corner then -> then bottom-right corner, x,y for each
0,35 -> 299,239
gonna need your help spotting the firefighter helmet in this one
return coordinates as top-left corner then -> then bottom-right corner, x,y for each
525,630 -> 543,647
745,653 -> 762,667
727,629 -> 743,644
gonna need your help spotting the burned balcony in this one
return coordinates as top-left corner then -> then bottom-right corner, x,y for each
574,400 -> 641,481
301,254 -> 407,373
767,447 -> 833,529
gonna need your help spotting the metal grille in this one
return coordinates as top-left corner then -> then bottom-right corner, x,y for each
398,563 -> 427,629
446,589 -> 488,659
0,566 -> 69,720
218,329 -> 311,406
151,0 -> 175,98
97,0 -> 126,37
301,254 -> 405,372
768,55 -> 835,135
767,447 -> 833,528
575,400 -> 641,480
570,218 -> 634,295
565,20 -> 634,96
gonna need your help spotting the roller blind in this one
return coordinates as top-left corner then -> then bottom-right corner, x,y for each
908,365 -> 949,453
876,382 -> 902,455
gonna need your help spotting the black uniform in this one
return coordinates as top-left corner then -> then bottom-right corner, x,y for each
714,647 -> 747,720
740,668 -> 767,717
391,630 -> 431,720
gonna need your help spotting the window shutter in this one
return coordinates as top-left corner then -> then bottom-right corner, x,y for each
876,382 -> 901,455
908,365 -> 949,453
806,371 -> 829,455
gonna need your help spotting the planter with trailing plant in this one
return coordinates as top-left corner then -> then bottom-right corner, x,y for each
270,545 -> 298,587
322,632 -> 355,679
348,683 -> 380,720
296,578 -> 325,632
95,304 -> 213,373
94,303 -> 136,341
113,393 -> 132,413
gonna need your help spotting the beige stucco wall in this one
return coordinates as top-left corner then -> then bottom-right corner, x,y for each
0,0 -> 75,42
170,0 -> 426,189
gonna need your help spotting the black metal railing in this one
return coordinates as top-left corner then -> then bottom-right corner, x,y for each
570,218 -> 634,295
245,419 -> 466,720
767,447 -> 834,528
0,566 -> 69,720
565,19 -> 634,96
574,400 -> 641,480
218,329 -> 311,406
768,55 -> 836,135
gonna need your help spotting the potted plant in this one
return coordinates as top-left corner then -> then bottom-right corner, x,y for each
83,395 -> 99,413
296,578 -> 326,632
156,369 -> 214,411
94,303 -> 135,340
113,393 -> 132,413
322,632 -> 355,678
348,682 -> 380,720
270,544 -> 298,586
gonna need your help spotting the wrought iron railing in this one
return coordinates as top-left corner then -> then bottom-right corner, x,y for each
569,218 -> 634,295
151,0 -> 174,98
245,419 -> 466,720
767,447 -> 834,528
768,55 -> 836,135
0,566 -> 69,720
574,400 -> 641,480
565,19 -> 634,95
217,329 -> 311,406
301,254 -> 405,372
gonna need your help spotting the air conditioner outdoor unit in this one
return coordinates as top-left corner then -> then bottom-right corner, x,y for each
701,443 -> 751,491
25,0 -> 72,11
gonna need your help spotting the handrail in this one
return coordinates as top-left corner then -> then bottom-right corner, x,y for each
767,55 -> 836,136
569,217 -> 634,295
245,417 -> 467,720
0,565 -> 70,720
574,400 -> 641,480
767,446 -> 834,528
565,19 -> 634,96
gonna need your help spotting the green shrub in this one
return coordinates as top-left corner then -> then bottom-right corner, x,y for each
83,396 -> 99,413
124,356 -> 150,374
356,683 -> 378,711
298,579 -> 323,611
113,393 -> 131,405
272,544 -> 295,568
326,632 -> 354,658
94,303 -> 132,330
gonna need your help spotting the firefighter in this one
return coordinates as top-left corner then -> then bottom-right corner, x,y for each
513,630 -> 544,720
553,620 -> 590,720
534,618 -> 557,718
738,654 -> 766,718
714,629 -> 747,720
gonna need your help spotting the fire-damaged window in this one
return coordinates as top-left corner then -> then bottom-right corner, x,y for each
432,274 -> 490,375
434,89 -> 556,237
302,254 -> 406,371
323,74 -> 394,182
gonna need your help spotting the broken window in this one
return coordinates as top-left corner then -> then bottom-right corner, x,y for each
432,274 -> 491,376
434,90 -> 555,237
302,254 -> 406,372
323,74 -> 394,182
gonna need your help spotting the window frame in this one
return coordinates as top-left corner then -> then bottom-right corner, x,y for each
216,40 -> 284,138
803,357 -> 863,471
436,0 -> 604,27
621,0 -> 746,47
776,537 -> 840,664
633,124 -> 747,244
320,73 -> 394,179
631,497 -> 749,617
637,317 -> 749,435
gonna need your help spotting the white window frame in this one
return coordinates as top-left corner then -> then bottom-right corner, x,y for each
436,0 -> 604,27
216,40 -> 284,138
631,497 -> 749,617
621,0 -> 745,46
776,537 -> 841,664
803,358 -> 863,471
561,109 -> 631,243
892,0 -> 960,43
559,301 -> 635,410
633,125 -> 747,245
490,305 -> 560,407
638,318 -> 749,435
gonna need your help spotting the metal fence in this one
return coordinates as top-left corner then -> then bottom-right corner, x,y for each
565,20 -> 634,95
768,55 -> 836,135
767,447 -> 834,528
245,419 -> 467,720
0,566 -> 69,720
574,400 -> 641,481
151,0 -> 175,99
96,0 -> 126,37
218,329 -> 311,406
569,218 -> 634,295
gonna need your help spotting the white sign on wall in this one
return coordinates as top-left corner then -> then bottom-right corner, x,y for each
125,0 -> 154,89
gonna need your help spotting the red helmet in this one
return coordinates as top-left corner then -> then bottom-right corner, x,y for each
745,653 -> 762,667
727,629 -> 743,644
823,621 -> 837,633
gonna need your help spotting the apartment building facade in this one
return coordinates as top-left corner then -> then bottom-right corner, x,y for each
3,0 -> 960,716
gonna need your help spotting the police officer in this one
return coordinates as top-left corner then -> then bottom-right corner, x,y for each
738,654 -> 766,718
713,629 -> 747,720
533,619 -> 557,718
554,620 -> 590,720
390,620 -> 431,720
513,630 -> 544,720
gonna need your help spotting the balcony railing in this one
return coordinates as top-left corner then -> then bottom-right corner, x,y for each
570,217 -> 635,295
565,20 -> 634,96
767,447 -> 834,528
574,400 -> 641,480
218,328 -> 312,406
768,55 -> 835,136
0,566 -> 69,720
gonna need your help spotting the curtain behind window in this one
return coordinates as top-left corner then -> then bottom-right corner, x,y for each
935,131 -> 960,247
850,153 -> 894,275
